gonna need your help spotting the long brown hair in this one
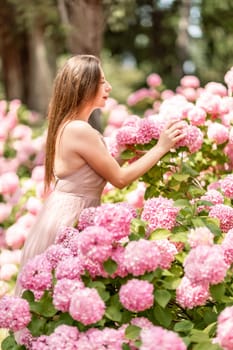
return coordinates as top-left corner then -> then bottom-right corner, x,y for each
44,54 -> 101,194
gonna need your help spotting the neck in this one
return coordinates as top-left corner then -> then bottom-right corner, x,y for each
75,104 -> 96,122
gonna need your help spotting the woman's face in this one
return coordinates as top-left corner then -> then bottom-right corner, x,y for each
92,68 -> 112,108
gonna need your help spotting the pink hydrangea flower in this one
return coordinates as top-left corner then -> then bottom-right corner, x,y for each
209,204 -> 233,232
136,118 -> 161,144
55,256 -> 85,280
188,227 -> 214,248
187,106 -> 206,126
0,296 -> 31,331
76,327 -> 125,350
18,328 -> 34,349
131,316 -> 153,329
0,172 -> 19,195
140,325 -> 187,350
78,225 -> 113,263
196,92 -> 221,115
19,254 -> 52,291
198,189 -> 224,212
0,203 -> 12,223
146,73 -> 162,87
83,257 -> 108,279
69,287 -> 105,325
45,244 -> 71,269
153,239 -> 178,269
115,125 -> 138,145
224,67 -> 233,94
78,207 -> 97,231
126,181 -> 146,209
110,246 -> 128,278
124,239 -> 160,276
180,75 -> 200,88
205,82 -> 227,97
215,306 -> 233,350
53,278 -> 84,312
119,279 -> 154,312
31,335 -> 49,350
184,245 -> 228,285
176,276 -> 210,309
55,226 -> 79,248
94,203 -> 136,241
45,325 -> 79,350
221,228 -> 233,265
207,122 -> 229,145
220,174 -> 233,199
141,196 -> 179,233
175,124 -> 203,153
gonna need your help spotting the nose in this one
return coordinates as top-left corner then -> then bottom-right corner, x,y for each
106,81 -> 112,92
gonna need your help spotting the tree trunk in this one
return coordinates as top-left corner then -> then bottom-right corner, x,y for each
58,0 -> 107,131
27,20 -> 54,115
58,0 -> 106,56
0,0 -> 25,100
175,0 -> 192,77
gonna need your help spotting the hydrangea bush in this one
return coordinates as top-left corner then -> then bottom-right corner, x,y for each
1,68 -> 233,349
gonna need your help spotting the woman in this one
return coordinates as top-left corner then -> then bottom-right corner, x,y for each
15,54 -> 185,295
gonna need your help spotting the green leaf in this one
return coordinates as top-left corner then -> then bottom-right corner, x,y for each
22,290 -> 35,303
103,258 -> 118,274
201,217 -> 222,236
174,199 -> 191,208
174,320 -> 194,333
150,229 -> 171,240
105,305 -> 122,322
121,149 -> 136,160
192,342 -> 222,350
125,325 -> 141,340
162,277 -> 182,290
181,163 -> 199,176
154,289 -> 171,308
203,322 -> 217,337
153,305 -> 172,327
190,329 -> 210,343
210,283 -> 226,302
130,218 -> 147,237
1,335 -> 25,350
30,291 -> 57,318
170,231 -> 188,242
27,314 -> 47,337
172,173 -> 190,182
122,344 -> 131,350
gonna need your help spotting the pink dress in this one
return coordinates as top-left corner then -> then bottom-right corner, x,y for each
14,162 -> 106,295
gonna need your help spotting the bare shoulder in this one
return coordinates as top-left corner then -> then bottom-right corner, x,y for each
65,120 -> 98,139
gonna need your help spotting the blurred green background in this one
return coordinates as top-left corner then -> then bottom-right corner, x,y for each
0,0 -> 233,114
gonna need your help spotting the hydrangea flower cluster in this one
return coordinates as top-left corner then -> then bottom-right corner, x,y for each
0,295 -> 31,331
184,245 -> 228,285
176,276 -> 210,309
140,325 -> 187,350
221,228 -> 233,265
94,202 -> 137,240
123,239 -> 161,276
141,196 -> 179,233
119,279 -> 154,312
220,174 -> 233,198
19,254 -> 53,291
198,189 -> 224,212
187,227 -> 214,248
215,306 -> 233,350
69,287 -> 106,325
209,204 -> 233,232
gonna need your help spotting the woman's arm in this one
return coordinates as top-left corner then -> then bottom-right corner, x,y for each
65,120 -> 185,189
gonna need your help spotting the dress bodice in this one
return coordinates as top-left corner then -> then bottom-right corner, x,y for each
54,163 -> 106,199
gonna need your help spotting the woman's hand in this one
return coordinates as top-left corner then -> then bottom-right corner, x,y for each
156,120 -> 186,153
